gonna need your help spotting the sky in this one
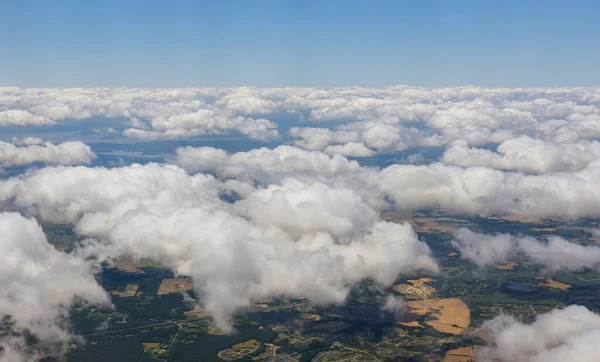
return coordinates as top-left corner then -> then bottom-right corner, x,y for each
1,0 -> 599,88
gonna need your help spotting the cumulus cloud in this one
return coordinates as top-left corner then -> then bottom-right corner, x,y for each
442,137 -> 600,173
124,110 -> 279,141
0,140 -> 96,167
0,212 -> 109,361
378,160 -> 600,218
175,144 -> 600,218
452,228 -> 600,271
0,163 -> 438,332
477,305 -> 600,362
174,145 -> 366,181
0,110 -> 54,127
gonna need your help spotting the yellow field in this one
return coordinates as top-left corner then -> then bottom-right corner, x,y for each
208,327 -> 225,335
496,261 -> 517,270
235,339 -> 260,348
184,307 -> 211,318
157,278 -> 194,295
536,277 -> 571,291
218,339 -> 260,361
393,278 -> 436,300
443,347 -> 475,362
111,284 -> 139,297
403,298 -> 470,335
398,320 -> 423,328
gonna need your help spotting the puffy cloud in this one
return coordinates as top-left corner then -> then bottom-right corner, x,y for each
476,305 -> 600,362
0,110 -> 54,127
289,123 -> 427,154
378,160 -> 600,218
0,163 -> 437,332
0,140 -> 96,167
174,145 -> 366,181
451,228 -> 515,268
324,142 -> 376,157
125,110 -> 279,141
442,137 -> 600,173
452,228 -> 600,271
233,178 -> 379,239
0,212 -> 109,360
175,144 -> 600,218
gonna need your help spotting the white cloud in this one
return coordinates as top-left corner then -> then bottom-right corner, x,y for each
0,110 -> 54,127
11,137 -> 44,145
0,140 -> 96,167
0,212 -> 109,360
0,163 -> 437,332
442,137 -> 600,173
477,305 -> 600,362
452,228 -> 600,271
324,142 -> 376,157
378,160 -> 600,218
380,294 -> 406,316
174,145 -> 366,180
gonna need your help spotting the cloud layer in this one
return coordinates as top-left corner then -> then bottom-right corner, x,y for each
3,86 -> 600,155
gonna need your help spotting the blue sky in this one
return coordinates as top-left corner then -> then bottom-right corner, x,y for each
1,0 -> 598,88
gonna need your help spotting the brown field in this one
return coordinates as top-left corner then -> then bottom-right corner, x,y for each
208,327 -> 225,335
184,307 -> 211,318
299,313 -> 322,321
403,298 -> 470,335
496,261 -> 517,270
393,278 -> 436,300
111,284 -> 139,297
489,215 -> 546,223
157,278 -> 194,295
443,347 -> 475,362
398,320 -> 423,328
536,277 -> 571,291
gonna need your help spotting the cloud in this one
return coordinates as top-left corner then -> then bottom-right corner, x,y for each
0,110 -> 54,127
11,137 -> 44,146
0,140 -> 96,167
0,212 -> 109,361
442,137 -> 600,173
378,160 -> 600,218
451,228 -> 516,268
476,305 -> 600,362
452,228 -> 600,271
380,294 -> 406,316
323,142 -> 376,157
175,144 -> 600,218
174,145 -> 366,181
0,163 -> 437,332
4,86 -> 600,150
124,110 -> 279,141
